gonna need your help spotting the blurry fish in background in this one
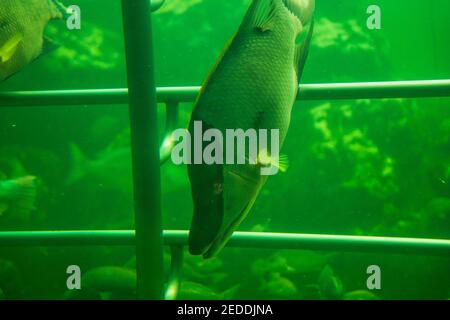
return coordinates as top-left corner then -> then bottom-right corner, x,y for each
64,266 -> 137,300
188,0 -> 315,259
0,287 -> 5,300
252,250 -> 334,277
0,259 -> 24,299
272,250 -> 335,275
67,143 -> 133,190
343,290 -> 379,300
318,265 -> 344,300
178,281 -> 221,300
259,272 -> 299,299
125,250 -> 227,288
0,0 -> 66,81
0,175 -> 37,218
64,263 -> 233,300
178,281 -> 238,300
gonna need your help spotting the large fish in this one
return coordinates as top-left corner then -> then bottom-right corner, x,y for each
188,0 -> 315,258
0,0 -> 65,81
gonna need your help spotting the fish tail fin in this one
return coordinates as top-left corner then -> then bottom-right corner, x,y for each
9,176 -> 37,215
67,143 -> 88,185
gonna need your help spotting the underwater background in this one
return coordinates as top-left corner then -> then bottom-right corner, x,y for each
0,0 -> 449,299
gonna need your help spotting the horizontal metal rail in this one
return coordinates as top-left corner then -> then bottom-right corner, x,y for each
1,80 -> 450,107
0,230 -> 449,256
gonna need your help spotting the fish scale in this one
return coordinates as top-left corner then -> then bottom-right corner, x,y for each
193,4 -> 299,143
0,0 -> 63,81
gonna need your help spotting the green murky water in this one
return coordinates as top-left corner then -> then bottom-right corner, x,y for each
0,0 -> 449,300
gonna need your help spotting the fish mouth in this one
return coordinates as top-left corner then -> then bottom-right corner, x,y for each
202,169 -> 259,259
283,0 -> 315,25
202,205 -> 246,259
188,209 -> 223,256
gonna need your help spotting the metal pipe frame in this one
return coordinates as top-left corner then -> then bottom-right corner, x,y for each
1,80 -> 450,107
0,230 -> 449,257
121,0 -> 163,300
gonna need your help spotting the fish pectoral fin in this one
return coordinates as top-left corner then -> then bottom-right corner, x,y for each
0,34 -> 23,63
294,18 -> 314,81
250,0 -> 278,32
257,150 -> 290,173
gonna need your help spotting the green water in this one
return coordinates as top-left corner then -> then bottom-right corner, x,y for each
0,0 -> 449,300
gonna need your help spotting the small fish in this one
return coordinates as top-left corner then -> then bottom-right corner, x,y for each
252,250 -> 334,278
178,281 -> 238,300
318,265 -> 344,300
188,0 -> 315,258
64,266 -> 137,300
0,176 -> 37,217
259,272 -> 299,299
0,0 -> 65,81
178,281 -> 222,300
343,290 -> 379,300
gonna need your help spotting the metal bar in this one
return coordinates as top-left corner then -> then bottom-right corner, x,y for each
1,80 -> 450,107
165,245 -> 184,300
121,0 -> 164,300
0,230 -> 449,256
0,230 -> 135,246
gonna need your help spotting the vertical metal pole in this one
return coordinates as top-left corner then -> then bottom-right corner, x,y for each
121,0 -> 164,299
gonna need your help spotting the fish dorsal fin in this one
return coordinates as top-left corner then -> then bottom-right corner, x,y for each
0,34 -> 22,63
282,0 -> 315,25
48,0 -> 66,19
294,18 -> 314,82
249,0 -> 278,32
